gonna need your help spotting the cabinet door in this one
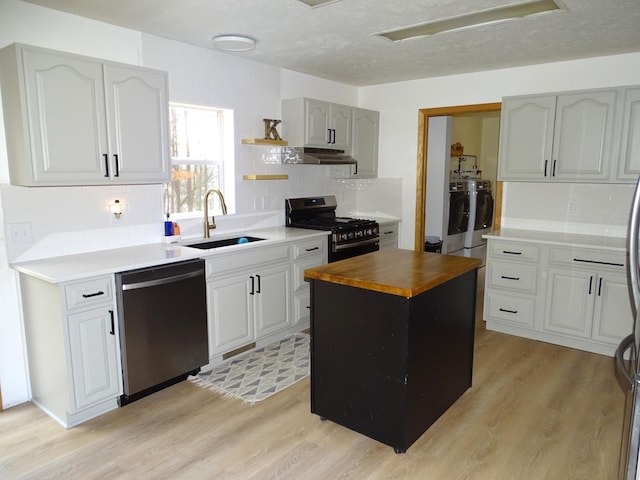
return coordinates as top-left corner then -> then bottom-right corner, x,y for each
67,307 -> 120,410
22,48 -> 109,184
305,98 -> 331,146
592,274 -> 634,345
254,263 -> 291,337
351,108 -> 379,178
330,103 -> 352,149
552,91 -> 616,181
544,268 -> 594,338
617,87 -> 640,182
207,273 -> 254,355
103,64 -> 170,183
498,96 -> 555,181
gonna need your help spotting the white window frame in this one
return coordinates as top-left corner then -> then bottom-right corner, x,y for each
165,102 -> 235,219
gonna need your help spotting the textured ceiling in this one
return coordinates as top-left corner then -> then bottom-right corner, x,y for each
22,0 -> 640,86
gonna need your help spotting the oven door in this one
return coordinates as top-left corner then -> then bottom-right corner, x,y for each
329,238 -> 379,263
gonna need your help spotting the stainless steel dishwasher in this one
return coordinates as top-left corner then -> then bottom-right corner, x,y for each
115,258 -> 208,405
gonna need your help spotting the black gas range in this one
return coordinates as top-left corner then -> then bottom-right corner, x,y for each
285,195 -> 379,263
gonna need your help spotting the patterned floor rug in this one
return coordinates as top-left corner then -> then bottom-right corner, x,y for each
189,333 -> 309,404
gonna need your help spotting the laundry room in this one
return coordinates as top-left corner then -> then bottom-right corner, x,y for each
424,111 -> 500,263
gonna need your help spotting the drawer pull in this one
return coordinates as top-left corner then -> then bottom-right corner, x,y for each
383,231 -> 395,235
500,275 -> 520,281
82,290 -> 105,298
502,250 -> 522,255
499,308 -> 518,314
573,258 -> 624,267
305,247 -> 320,252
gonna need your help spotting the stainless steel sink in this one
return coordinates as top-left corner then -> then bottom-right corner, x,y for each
186,236 -> 265,250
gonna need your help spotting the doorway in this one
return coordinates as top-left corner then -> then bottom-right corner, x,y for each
414,103 -> 502,251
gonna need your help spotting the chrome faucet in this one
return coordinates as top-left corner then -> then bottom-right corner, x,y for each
204,189 -> 228,238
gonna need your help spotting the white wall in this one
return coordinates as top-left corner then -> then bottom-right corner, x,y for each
360,53 -> 640,249
0,0 -> 372,407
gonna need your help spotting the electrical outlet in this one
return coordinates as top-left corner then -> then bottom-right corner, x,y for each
8,222 -> 33,245
567,199 -> 577,214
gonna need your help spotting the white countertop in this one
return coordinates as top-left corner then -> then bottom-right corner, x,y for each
12,227 -> 328,284
484,228 -> 627,251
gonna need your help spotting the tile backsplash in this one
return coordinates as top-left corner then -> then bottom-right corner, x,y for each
1,167 -> 402,262
502,182 -> 634,237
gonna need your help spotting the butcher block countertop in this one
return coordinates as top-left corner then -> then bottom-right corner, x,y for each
304,248 -> 482,298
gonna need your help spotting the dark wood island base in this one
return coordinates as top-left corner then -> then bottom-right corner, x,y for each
304,249 -> 482,453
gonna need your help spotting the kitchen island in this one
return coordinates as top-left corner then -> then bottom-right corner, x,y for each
304,248 -> 482,453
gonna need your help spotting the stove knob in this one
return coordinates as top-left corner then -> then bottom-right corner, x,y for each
348,232 -> 354,240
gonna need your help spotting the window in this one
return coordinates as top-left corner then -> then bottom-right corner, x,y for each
164,103 -> 234,216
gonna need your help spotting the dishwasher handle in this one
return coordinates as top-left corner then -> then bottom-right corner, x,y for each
121,269 -> 204,291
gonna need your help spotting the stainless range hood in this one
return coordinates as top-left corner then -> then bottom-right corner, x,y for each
282,147 -> 357,165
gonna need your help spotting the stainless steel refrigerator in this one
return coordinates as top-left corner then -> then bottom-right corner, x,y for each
617,176 -> 640,479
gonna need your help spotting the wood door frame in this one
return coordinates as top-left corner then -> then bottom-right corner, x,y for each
414,103 -> 502,251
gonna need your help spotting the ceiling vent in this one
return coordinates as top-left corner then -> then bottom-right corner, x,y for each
376,0 -> 565,41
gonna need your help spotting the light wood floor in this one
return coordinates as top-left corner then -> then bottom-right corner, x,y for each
0,271 -> 628,479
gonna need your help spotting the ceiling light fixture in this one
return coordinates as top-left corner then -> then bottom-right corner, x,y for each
212,35 -> 256,52
376,0 -> 565,41
297,0 -> 342,7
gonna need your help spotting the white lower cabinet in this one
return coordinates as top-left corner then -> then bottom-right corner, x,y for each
544,268 -> 595,338
378,221 -> 399,249
207,271 -> 254,354
67,307 -> 121,411
206,246 -> 290,357
205,236 -> 327,364
291,235 -> 327,326
19,273 -> 122,427
485,238 -> 632,356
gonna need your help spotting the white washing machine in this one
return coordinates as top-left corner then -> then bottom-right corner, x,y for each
445,180 -> 470,254
464,180 -> 494,261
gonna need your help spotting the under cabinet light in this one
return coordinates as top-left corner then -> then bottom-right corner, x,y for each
376,0 -> 565,41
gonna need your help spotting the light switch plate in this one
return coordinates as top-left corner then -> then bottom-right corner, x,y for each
8,222 -> 33,245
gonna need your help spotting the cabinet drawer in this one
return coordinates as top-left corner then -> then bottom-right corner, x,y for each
206,244 -> 290,278
488,261 -> 537,293
548,247 -> 626,271
64,276 -> 113,310
489,241 -> 539,263
485,292 -> 535,328
292,236 -> 327,260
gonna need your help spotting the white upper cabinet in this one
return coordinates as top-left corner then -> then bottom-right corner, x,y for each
282,97 -> 352,150
0,43 -> 170,186
103,63 -> 170,183
616,86 -> 640,182
499,89 -> 618,183
498,95 -> 556,180
350,107 -> 379,178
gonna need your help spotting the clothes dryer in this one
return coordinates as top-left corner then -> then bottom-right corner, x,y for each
464,180 -> 494,260
445,180 -> 470,253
